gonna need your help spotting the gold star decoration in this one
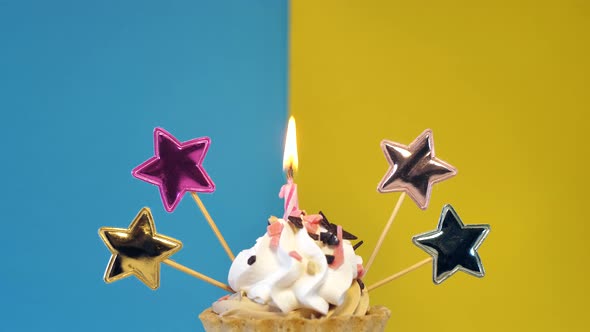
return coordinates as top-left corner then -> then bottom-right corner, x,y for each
98,207 -> 182,289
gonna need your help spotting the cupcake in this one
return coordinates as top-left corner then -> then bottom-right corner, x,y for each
199,213 -> 391,331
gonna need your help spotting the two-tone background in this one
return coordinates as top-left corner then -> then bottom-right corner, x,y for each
1,1 -> 587,331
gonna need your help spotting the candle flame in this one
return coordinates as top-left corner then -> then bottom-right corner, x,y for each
283,116 -> 298,173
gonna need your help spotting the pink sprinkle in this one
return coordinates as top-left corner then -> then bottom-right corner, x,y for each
303,214 -> 321,233
289,251 -> 302,261
267,222 -> 284,236
270,236 -> 280,249
216,295 -> 230,302
357,264 -> 365,278
304,214 -> 322,224
267,222 -> 284,250
330,225 -> 344,269
289,209 -> 303,218
304,222 -> 319,234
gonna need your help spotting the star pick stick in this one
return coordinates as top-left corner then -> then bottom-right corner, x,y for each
132,127 -> 235,261
190,192 -> 234,261
367,257 -> 432,292
365,129 -> 457,275
99,207 -> 233,292
364,192 -> 405,274
163,259 -> 233,292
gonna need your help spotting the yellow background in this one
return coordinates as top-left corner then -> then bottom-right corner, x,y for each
290,1 -> 589,331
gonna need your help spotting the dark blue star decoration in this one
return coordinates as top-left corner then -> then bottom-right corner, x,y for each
413,204 -> 490,284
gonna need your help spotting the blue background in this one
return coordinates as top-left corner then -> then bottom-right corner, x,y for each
0,1 -> 288,331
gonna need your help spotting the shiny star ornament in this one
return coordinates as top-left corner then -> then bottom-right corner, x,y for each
413,204 -> 490,284
377,129 -> 457,209
99,207 -> 182,289
132,127 -> 215,212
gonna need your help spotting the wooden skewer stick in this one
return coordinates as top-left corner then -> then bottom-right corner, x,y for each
191,192 -> 235,261
164,259 -> 233,293
367,257 -> 432,292
364,192 -> 406,275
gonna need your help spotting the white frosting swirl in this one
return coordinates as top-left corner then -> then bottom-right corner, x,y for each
228,218 -> 363,315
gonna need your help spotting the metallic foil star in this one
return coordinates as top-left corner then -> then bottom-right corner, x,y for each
377,129 -> 457,209
99,207 -> 182,289
132,127 -> 215,212
413,204 -> 490,284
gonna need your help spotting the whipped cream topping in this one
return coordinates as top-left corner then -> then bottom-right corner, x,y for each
228,218 -> 364,315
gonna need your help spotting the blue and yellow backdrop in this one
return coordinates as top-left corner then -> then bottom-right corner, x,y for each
0,1 -> 588,331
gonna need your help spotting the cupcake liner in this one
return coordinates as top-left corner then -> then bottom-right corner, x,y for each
199,305 -> 391,332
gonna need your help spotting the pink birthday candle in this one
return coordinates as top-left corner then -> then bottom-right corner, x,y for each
280,116 -> 299,220
279,179 -> 299,220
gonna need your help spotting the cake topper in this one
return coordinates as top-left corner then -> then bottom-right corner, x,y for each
98,207 -> 232,291
377,129 -> 457,210
368,204 -> 490,290
132,127 -> 234,261
132,127 -> 215,212
98,207 -> 182,289
413,204 -> 490,284
365,129 -> 457,274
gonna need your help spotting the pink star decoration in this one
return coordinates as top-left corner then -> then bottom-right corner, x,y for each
132,127 -> 215,212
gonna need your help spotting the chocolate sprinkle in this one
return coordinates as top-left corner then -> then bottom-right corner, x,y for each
352,240 -> 364,250
318,211 -> 358,240
341,230 -> 358,240
320,232 -> 340,246
308,233 -> 319,240
318,211 -> 333,231
325,255 -> 335,264
247,255 -> 256,265
287,216 -> 304,229
357,279 -> 365,290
